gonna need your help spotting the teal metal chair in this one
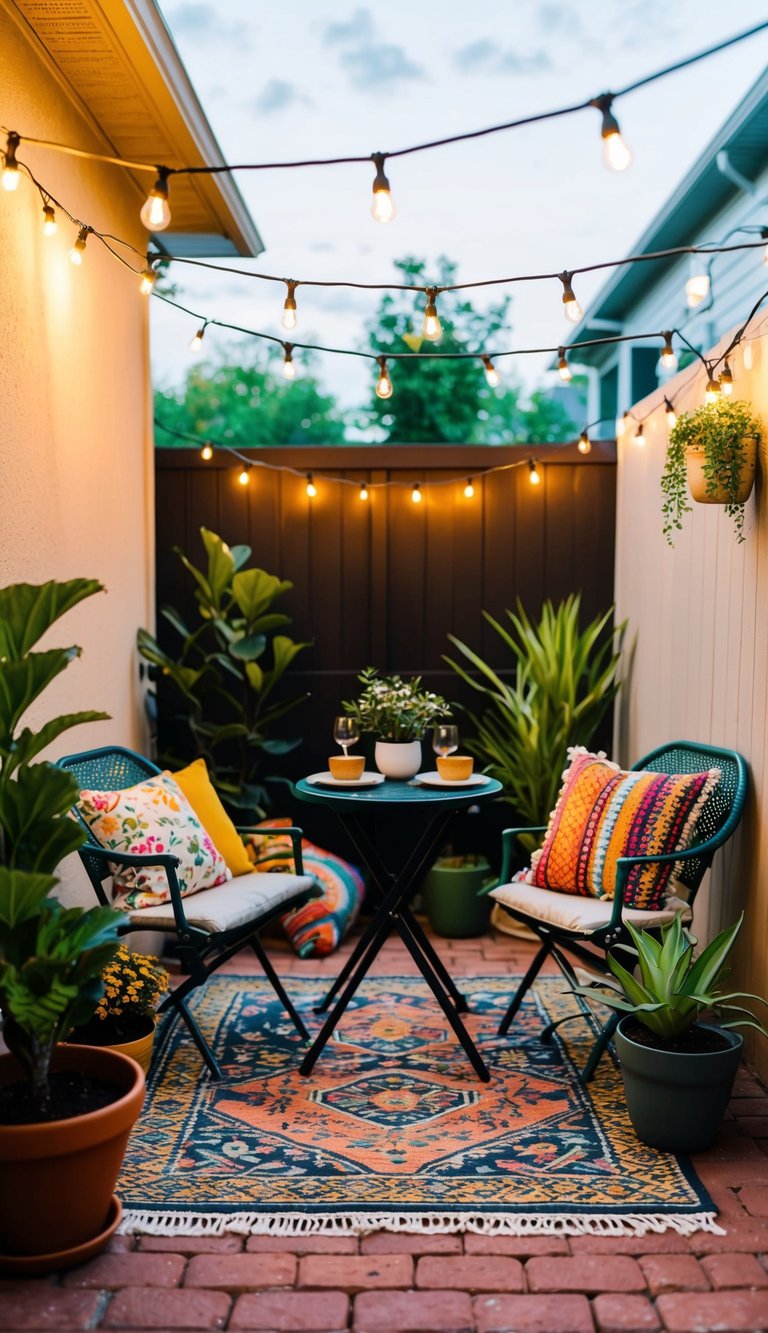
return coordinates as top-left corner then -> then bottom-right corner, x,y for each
489,740 -> 748,1081
58,746 -> 321,1079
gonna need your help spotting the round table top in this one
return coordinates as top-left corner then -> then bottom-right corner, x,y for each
292,774 -> 503,808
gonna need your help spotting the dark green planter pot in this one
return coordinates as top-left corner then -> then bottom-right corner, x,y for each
422,859 -> 493,938
615,1016 -> 743,1153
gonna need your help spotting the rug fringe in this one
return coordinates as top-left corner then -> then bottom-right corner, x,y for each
120,1209 -> 725,1238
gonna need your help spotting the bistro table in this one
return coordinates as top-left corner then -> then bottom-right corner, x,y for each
292,772 -> 503,1081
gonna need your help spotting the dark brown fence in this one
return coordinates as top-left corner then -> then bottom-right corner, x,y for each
154,443 -> 616,848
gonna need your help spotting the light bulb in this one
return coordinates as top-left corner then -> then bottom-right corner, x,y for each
2,132 -> 20,191
69,226 -> 88,265
659,333 -> 677,372
616,412 -> 630,437
139,267 -> 156,295
705,377 -> 720,405
634,426 -> 646,448
482,356 -> 500,388
411,483 -> 422,503
189,325 -> 206,354
42,204 -> 57,236
359,483 -> 369,501
422,288 -> 442,341
282,345 -> 296,380
557,349 -> 572,382
559,272 -> 582,324
719,361 -> 733,396
375,357 -> 393,399
665,399 -> 677,430
528,460 -> 541,486
577,431 -> 591,455
201,443 -> 214,461
370,154 -> 396,223
685,272 -> 710,308
282,281 -> 298,330
238,467 -> 250,486
306,474 -> 317,498
140,171 -> 171,231
464,479 -> 475,498
595,96 -> 632,172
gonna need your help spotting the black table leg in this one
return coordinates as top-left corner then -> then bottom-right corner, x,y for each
395,912 -> 490,1083
401,907 -> 469,1012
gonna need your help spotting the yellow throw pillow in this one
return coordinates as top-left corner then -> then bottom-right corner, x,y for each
171,759 -> 253,877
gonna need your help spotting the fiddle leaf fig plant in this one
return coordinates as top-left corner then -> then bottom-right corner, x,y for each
0,580 -> 125,1114
138,528 -> 310,818
661,398 -> 761,545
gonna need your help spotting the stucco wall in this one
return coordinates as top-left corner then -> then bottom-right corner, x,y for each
614,321 -> 768,1077
0,10 -> 154,899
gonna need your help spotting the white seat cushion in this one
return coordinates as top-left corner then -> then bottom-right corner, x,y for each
125,871 -> 316,933
490,880 -> 691,934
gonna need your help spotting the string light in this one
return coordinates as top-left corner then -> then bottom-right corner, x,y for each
685,264 -> 710,308
719,360 -> 734,395
659,331 -> 677,372
705,375 -> 721,404
528,460 -> 541,486
411,482 -> 422,503
189,324 -> 207,354
665,398 -> 677,430
482,356 -> 500,388
281,280 -> 298,330
615,411 -> 630,437
422,288 -> 442,341
306,473 -> 317,498
140,168 -> 171,231
282,343 -> 296,379
238,465 -> 251,486
464,478 -> 475,498
139,262 -> 157,295
633,425 -> 646,447
2,131 -> 20,191
559,272 -> 583,324
593,94 -> 633,172
578,431 -> 591,455
375,356 -> 393,398
69,225 -> 88,265
201,443 -> 214,461
359,482 -> 369,501
42,203 -> 57,236
557,348 -> 572,382
370,153 -> 396,223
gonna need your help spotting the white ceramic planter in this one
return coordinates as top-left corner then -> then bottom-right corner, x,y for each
374,739 -> 422,779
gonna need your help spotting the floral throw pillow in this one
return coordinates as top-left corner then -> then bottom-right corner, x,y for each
77,772 -> 230,910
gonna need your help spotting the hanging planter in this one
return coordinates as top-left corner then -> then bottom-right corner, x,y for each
661,398 -> 762,545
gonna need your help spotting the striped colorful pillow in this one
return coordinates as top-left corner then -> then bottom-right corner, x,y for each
527,748 -> 721,910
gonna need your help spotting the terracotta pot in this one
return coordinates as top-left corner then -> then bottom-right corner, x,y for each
374,739 -> 422,779
68,1018 -> 156,1076
685,436 -> 757,505
0,1045 -> 145,1260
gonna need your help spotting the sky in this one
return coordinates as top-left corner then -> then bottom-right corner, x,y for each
151,1 -> 768,418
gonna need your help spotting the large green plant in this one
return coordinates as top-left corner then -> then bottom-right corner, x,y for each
0,580 -> 125,1113
444,596 -> 625,850
574,913 -> 768,1042
138,528 -> 310,818
661,398 -> 761,545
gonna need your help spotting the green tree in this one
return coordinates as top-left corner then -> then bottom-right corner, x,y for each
360,257 -> 582,444
155,344 -> 347,447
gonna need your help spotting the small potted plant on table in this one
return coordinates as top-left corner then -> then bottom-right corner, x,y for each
68,945 -> 169,1075
343,667 -> 450,779
575,913 -> 768,1152
661,398 -> 762,545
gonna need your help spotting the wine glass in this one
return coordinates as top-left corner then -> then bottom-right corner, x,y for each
433,724 -> 459,759
333,716 -> 360,756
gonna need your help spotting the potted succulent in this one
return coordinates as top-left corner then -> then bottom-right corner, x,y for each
574,913 -> 768,1152
0,579 -> 144,1271
343,667 -> 450,778
661,398 -> 762,545
67,945 -> 169,1075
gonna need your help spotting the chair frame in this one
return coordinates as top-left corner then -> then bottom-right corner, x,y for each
490,740 -> 748,1081
58,745 -> 320,1080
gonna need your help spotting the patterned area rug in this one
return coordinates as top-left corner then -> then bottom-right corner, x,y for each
119,975 -> 719,1238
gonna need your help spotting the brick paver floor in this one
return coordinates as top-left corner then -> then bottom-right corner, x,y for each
4,924 -> 768,1332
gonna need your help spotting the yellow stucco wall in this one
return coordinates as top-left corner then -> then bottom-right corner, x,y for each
614,325 -> 768,1078
0,11 -> 155,897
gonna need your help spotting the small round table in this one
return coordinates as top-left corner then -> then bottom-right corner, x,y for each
293,774 -> 503,1081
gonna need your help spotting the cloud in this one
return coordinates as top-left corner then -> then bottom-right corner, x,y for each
322,8 -> 375,45
340,43 -> 425,88
454,38 -> 551,75
253,79 -> 313,115
167,3 -> 249,45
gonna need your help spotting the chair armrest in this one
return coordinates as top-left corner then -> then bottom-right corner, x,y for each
602,835 -> 720,935
235,825 -> 305,877
79,843 -> 192,935
483,826 -> 548,893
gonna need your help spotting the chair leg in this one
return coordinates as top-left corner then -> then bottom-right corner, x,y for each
581,1009 -> 620,1083
168,994 -> 223,1080
498,937 -> 553,1036
250,937 -> 310,1040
